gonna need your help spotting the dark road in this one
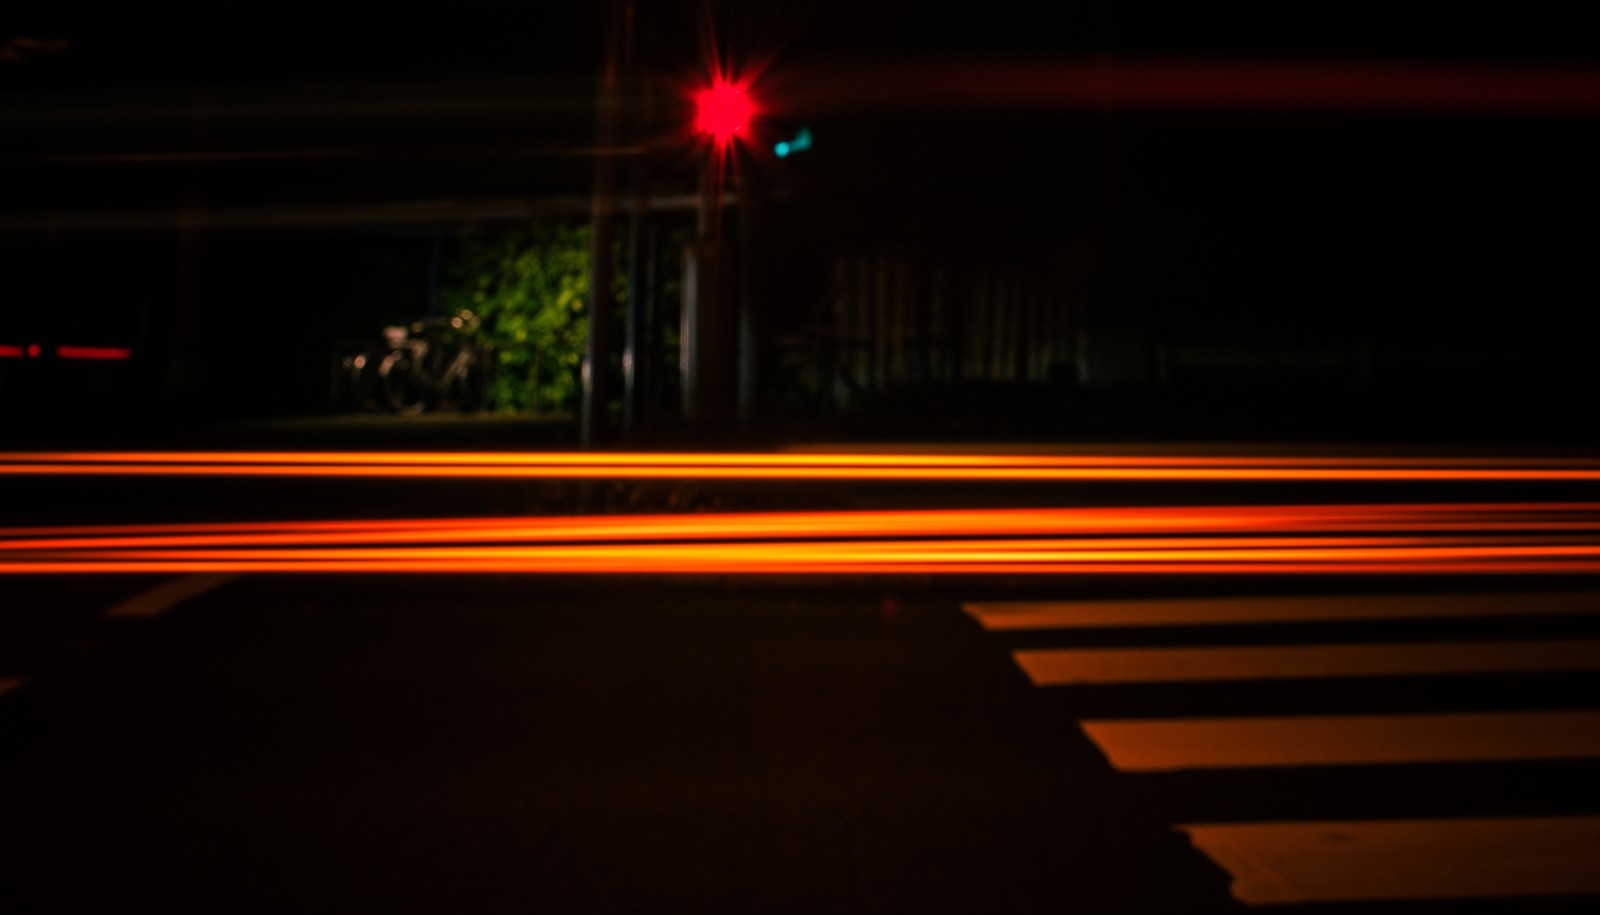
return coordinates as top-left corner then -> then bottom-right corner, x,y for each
3,565 -> 1599,912
1,574 -> 1231,914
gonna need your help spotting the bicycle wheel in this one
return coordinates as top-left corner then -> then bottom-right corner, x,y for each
378,349 -> 426,414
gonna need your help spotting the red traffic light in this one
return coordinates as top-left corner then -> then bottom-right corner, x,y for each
694,81 -> 752,144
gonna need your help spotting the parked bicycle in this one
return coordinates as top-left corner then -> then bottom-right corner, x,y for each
333,310 -> 490,415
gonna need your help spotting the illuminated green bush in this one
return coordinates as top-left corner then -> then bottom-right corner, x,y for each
440,223 -> 590,414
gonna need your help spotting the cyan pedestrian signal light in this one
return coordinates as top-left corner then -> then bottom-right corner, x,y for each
774,126 -> 812,158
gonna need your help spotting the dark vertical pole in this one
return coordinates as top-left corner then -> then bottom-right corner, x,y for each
621,1 -> 647,436
427,232 -> 442,320
685,141 -> 736,430
680,229 -> 698,421
623,197 -> 642,436
736,166 -> 758,424
642,224 -> 659,416
583,0 -> 624,449
827,258 -> 846,413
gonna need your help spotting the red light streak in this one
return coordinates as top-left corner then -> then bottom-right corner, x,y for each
55,345 -> 132,360
776,59 -> 1600,117
0,344 -> 23,358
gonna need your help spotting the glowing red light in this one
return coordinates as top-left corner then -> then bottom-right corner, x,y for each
56,345 -> 132,361
695,82 -> 752,143
26,343 -> 41,358
0,345 -> 23,358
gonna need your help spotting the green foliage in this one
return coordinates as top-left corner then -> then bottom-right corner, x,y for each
439,223 -> 590,413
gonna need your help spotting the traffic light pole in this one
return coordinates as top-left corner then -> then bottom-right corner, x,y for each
682,146 -> 737,432
583,0 -> 625,449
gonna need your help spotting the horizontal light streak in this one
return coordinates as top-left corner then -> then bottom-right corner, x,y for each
19,537 -> 1584,562
5,462 -> 1600,482
4,502 -> 1600,574
782,59 -> 1600,117
6,560 -> 1600,575
0,345 -> 131,360
2,451 -> 1600,482
4,504 -> 1599,552
0,528 -> 1408,553
86,562 -> 1600,574
6,538 -> 1600,575
11,451 -> 1600,466
54,345 -> 133,361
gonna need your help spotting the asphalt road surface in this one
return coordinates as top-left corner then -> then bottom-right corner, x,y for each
4,571 -> 1599,914
5,433 -> 1600,912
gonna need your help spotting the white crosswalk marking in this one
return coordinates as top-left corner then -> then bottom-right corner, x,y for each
1014,638 -> 1600,685
1081,710 -> 1600,771
969,590 -> 1600,906
964,590 -> 1600,630
1178,817 -> 1600,904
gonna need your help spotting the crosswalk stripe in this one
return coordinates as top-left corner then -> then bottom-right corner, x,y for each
965,591 -> 1600,630
1080,710 -> 1600,771
104,573 -> 237,618
1015,638 -> 1600,685
973,587 -> 1600,906
1178,816 -> 1600,905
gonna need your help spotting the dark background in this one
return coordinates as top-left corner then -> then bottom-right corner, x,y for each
3,1 -> 1599,444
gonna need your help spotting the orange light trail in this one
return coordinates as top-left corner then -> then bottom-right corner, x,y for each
8,453 -> 1600,574
2,504 -> 1600,551
0,451 -> 1519,464
4,554 -> 1600,575
5,503 -> 1600,575
9,450 -> 1600,467
5,451 -> 1600,481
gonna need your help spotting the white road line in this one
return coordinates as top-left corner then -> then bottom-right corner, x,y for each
964,591 -> 1600,630
1080,710 -> 1600,771
1178,816 -> 1600,905
1015,638 -> 1600,686
104,573 -> 238,619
